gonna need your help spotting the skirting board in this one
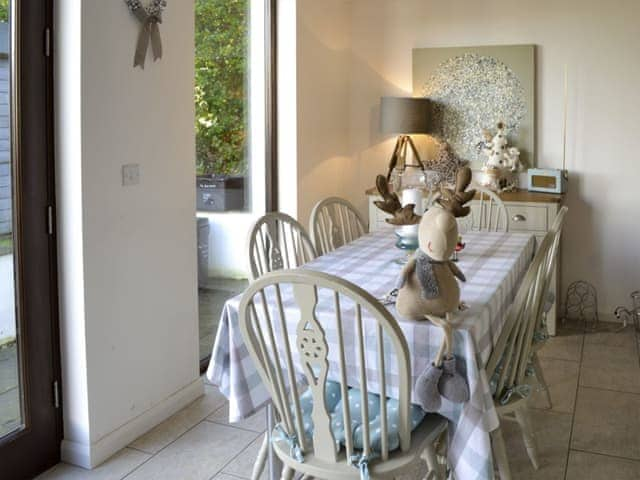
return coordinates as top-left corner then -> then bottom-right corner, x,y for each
557,310 -> 623,325
61,377 -> 204,469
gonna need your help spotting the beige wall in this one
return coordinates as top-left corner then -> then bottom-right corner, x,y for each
56,0 -> 201,468
293,0 -> 356,228
336,0 -> 639,316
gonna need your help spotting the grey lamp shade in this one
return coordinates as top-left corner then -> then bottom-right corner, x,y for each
380,97 -> 432,135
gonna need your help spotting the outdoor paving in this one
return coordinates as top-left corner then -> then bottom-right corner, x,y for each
0,342 -> 21,438
199,277 -> 247,362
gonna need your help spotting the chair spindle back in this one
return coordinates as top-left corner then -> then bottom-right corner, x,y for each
247,213 -> 317,281
486,231 -> 554,401
309,197 -> 368,255
474,186 -> 509,233
238,270 -> 412,465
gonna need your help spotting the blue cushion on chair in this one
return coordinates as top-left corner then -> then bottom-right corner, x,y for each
296,381 -> 426,454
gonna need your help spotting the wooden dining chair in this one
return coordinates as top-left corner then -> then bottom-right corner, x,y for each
538,206 -> 569,326
245,213 -> 317,479
238,269 -> 448,480
309,197 -> 368,255
247,212 -> 317,281
529,206 -> 569,408
472,186 -> 509,232
485,231 -> 555,479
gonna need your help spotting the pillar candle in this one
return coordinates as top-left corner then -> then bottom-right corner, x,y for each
402,188 -> 424,215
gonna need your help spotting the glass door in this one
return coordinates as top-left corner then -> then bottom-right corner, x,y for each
0,0 -> 61,477
196,0 -> 276,368
0,0 -> 20,443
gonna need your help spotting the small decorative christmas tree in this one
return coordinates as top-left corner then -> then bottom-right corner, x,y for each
477,122 -> 522,191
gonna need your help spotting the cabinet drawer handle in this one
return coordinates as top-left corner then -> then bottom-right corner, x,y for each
512,214 -> 526,222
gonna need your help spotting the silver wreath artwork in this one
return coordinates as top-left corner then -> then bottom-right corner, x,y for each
125,0 -> 167,69
421,53 -> 527,164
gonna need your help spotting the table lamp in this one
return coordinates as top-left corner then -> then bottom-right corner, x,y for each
380,96 -> 433,214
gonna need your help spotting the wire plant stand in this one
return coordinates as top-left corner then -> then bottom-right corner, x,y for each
562,281 -> 600,330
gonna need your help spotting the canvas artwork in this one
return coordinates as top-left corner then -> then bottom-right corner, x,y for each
413,45 -> 535,169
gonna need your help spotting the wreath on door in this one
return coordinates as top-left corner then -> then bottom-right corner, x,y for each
125,0 -> 167,69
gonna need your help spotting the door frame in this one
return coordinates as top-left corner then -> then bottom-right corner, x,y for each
265,0 -> 278,213
0,0 -> 62,477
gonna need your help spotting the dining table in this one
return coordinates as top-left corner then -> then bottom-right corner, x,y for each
207,226 -> 536,480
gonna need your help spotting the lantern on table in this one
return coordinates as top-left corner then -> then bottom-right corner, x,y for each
377,97 -> 435,257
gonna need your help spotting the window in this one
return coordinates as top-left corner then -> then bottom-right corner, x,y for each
195,0 -> 276,214
195,0 -> 250,212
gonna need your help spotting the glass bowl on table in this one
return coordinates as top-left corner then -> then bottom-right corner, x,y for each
394,224 -> 419,264
391,168 -> 440,264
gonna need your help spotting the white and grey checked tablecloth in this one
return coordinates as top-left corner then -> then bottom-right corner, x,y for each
207,227 -> 535,480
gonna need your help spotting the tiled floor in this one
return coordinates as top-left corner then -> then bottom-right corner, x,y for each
503,320 -> 640,479
36,383 -> 267,480
35,321 -> 640,479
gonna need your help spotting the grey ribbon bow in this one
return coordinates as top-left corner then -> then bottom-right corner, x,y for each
525,362 -> 536,377
131,7 -> 163,68
500,384 -> 532,405
350,453 -> 378,480
273,424 -> 304,463
533,329 -> 549,343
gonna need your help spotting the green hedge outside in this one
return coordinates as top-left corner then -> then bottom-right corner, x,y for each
195,0 -> 248,177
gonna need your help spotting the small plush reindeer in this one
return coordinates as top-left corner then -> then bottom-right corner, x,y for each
395,167 -> 476,411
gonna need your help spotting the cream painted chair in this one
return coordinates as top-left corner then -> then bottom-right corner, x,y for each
246,213 -> 317,479
486,230 -> 556,479
247,212 -> 317,281
239,269 -> 448,480
309,197 -> 368,255
246,212 -> 318,479
529,206 -> 569,409
538,206 -> 568,328
472,186 -> 509,232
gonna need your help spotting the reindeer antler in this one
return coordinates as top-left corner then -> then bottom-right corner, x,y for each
387,204 -> 421,225
374,174 -> 402,215
373,174 -> 421,225
437,167 -> 476,218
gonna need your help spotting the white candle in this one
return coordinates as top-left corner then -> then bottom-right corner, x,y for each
402,188 -> 424,215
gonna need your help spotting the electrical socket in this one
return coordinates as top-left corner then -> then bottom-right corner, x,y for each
122,164 -> 140,186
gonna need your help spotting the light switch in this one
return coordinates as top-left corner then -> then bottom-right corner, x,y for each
122,163 -> 140,186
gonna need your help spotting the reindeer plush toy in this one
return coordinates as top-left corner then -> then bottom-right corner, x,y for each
395,166 -> 475,411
